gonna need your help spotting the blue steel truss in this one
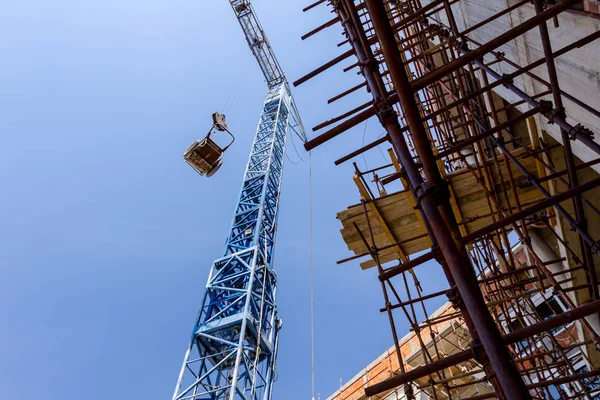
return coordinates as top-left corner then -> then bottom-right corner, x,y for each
173,82 -> 304,400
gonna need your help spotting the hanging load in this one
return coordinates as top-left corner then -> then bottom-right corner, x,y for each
183,112 -> 235,177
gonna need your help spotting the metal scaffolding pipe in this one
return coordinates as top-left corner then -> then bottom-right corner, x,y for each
365,1 -> 530,397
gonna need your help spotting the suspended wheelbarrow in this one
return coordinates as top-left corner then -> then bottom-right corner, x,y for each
184,112 -> 235,177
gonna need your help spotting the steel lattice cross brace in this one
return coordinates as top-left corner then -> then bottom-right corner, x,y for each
173,83 -> 299,400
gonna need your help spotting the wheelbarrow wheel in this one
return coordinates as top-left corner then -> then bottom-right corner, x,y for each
206,158 -> 223,177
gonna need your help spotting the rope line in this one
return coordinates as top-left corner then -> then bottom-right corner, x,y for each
289,124 -> 307,163
361,119 -> 369,170
221,62 -> 252,115
309,150 -> 315,400
221,68 -> 243,113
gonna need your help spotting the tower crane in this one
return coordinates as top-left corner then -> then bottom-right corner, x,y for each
172,1 -> 306,399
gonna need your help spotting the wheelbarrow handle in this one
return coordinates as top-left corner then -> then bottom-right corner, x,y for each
221,128 -> 236,152
205,124 -> 235,152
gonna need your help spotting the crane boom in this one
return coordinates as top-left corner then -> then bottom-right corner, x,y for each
172,2 -> 306,400
228,0 -> 306,141
229,0 -> 285,88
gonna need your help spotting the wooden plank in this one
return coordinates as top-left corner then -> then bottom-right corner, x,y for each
435,147 -> 469,238
353,174 -> 409,268
388,148 -> 433,250
337,148 -> 545,268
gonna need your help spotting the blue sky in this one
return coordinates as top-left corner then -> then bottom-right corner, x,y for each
0,1 -> 448,398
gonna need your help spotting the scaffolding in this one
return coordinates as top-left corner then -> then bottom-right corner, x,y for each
296,0 -> 600,399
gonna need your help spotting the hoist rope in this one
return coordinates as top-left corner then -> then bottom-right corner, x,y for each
285,153 -> 300,165
228,65 -> 251,116
221,62 -> 252,115
309,150 -> 315,400
361,119 -> 369,170
220,69 -> 243,113
377,131 -> 388,164
289,126 -> 307,163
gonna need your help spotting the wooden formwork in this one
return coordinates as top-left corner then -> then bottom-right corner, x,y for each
338,148 -> 543,269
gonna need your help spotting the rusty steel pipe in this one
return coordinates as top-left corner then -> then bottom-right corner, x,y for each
410,0 -> 579,93
327,81 -> 367,104
334,135 -> 390,166
365,348 -> 476,397
366,298 -> 600,397
301,16 -> 339,40
435,106 -> 541,159
311,100 -> 373,132
533,0 -> 599,303
380,288 -> 449,312
379,250 -> 436,281
302,0 -> 326,12
293,48 -> 354,87
365,1 -> 530,398
463,176 -> 600,244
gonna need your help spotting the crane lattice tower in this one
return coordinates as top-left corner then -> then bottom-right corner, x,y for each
172,2 -> 306,400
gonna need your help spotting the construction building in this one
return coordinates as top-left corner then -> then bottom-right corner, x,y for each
327,246 -> 600,399
293,0 -> 600,398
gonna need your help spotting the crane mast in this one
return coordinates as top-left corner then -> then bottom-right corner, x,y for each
172,2 -> 305,400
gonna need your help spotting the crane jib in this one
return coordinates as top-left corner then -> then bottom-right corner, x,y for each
230,0 -> 285,87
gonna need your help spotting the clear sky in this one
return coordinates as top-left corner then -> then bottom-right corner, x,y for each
0,1 -> 448,399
